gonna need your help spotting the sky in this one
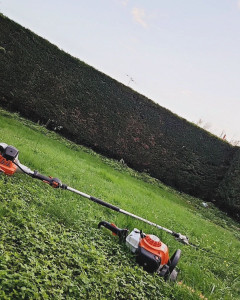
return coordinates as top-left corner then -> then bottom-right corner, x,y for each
1,0 -> 240,142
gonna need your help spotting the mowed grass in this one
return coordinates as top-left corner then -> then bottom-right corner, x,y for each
0,109 -> 239,299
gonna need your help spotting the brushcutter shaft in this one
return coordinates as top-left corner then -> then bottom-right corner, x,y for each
67,186 -> 173,234
66,185 -> 190,244
67,186 -> 172,231
66,186 -> 91,199
66,186 -> 120,212
68,186 -> 171,233
119,209 -> 173,234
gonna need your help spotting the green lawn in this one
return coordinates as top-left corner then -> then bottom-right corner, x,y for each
0,108 -> 239,299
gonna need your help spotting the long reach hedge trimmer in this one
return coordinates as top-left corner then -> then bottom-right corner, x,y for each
0,143 -> 190,280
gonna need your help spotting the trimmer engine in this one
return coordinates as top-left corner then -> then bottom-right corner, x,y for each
98,221 -> 181,280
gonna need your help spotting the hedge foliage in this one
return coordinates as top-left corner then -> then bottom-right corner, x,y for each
0,14 -> 239,218
216,148 -> 240,217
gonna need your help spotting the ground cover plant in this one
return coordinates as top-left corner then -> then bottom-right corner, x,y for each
0,108 -> 239,299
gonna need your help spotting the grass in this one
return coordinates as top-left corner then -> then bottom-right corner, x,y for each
0,108 -> 239,299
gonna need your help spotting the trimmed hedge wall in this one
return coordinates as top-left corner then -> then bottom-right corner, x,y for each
0,14 -> 239,219
216,149 -> 240,217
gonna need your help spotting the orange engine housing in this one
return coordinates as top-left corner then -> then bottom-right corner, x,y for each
139,234 -> 169,266
0,155 -> 17,176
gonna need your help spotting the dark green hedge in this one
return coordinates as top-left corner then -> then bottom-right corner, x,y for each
0,14 -> 239,218
216,148 -> 240,218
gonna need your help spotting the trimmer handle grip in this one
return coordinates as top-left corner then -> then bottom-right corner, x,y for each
32,171 -> 62,188
98,221 -> 128,240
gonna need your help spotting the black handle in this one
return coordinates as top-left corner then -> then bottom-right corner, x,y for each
32,171 -> 62,188
98,221 -> 129,239
90,196 -> 120,212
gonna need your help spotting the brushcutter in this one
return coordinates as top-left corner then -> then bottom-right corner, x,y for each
0,143 -> 189,279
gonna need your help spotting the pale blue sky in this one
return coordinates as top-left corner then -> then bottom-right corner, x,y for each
1,0 -> 240,141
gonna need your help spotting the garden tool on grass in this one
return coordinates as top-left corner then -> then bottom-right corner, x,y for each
0,143 -> 189,279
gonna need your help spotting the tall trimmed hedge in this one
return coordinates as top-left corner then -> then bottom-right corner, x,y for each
0,14 -> 239,218
216,149 -> 240,217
